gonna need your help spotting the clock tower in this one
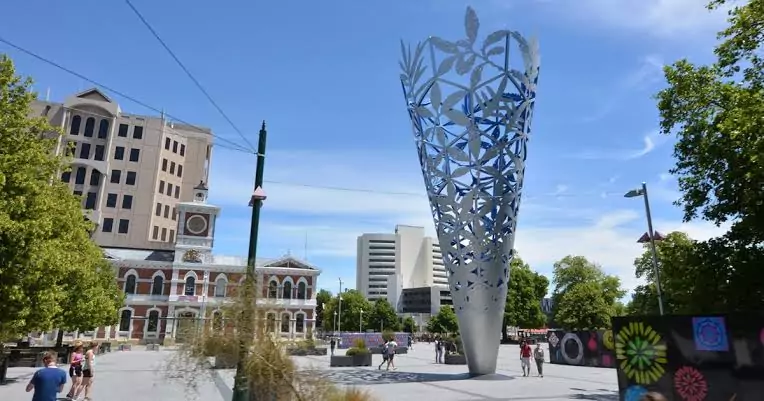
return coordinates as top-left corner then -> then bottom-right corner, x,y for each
174,181 -> 221,264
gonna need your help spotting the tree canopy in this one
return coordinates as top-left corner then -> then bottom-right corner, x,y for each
315,289 -> 332,330
551,256 -> 625,330
321,289 -> 372,332
0,55 -> 123,341
654,0 -> 764,312
367,298 -> 402,332
504,255 -> 548,331
427,306 -> 459,334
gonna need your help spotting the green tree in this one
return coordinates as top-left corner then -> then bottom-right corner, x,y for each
321,290 -> 372,332
402,316 -> 417,333
502,255 -> 548,340
551,256 -> 625,330
315,289 -> 332,330
367,298 -> 401,332
0,55 -> 123,341
427,306 -> 458,334
654,0 -> 764,312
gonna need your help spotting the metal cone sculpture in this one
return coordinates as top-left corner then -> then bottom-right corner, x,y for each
399,7 -> 540,375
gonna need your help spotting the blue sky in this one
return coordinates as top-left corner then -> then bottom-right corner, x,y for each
2,0 -> 732,295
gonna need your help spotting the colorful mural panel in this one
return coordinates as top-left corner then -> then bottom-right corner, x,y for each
547,329 -> 616,368
613,314 -> 764,401
336,332 -> 409,349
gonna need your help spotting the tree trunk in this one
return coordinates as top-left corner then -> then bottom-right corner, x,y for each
55,330 -> 64,348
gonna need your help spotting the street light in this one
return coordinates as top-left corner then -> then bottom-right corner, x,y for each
624,182 -> 665,316
333,311 -> 337,334
359,308 -> 363,333
337,278 -> 343,335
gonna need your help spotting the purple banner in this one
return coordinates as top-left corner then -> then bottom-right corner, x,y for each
336,332 -> 408,349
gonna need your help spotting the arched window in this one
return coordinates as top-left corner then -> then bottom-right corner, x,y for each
281,313 -> 290,333
268,281 -> 278,298
295,314 -> 305,333
84,117 -> 95,137
119,309 -> 132,331
69,115 -> 81,135
151,275 -> 164,295
124,274 -> 137,294
147,310 -> 160,332
266,313 -> 276,332
214,277 -> 227,297
212,311 -> 223,331
297,282 -> 307,299
282,282 -> 292,299
98,119 -> 110,139
184,276 -> 196,296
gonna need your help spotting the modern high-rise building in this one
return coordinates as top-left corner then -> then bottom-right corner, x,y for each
356,225 -> 449,303
30,88 -> 214,250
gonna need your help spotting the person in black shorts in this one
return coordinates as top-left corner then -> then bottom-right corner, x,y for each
66,342 -> 84,399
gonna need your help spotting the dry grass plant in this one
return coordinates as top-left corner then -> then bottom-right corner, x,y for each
163,275 -> 375,401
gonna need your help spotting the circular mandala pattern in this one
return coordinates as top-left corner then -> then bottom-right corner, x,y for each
548,332 -> 560,348
624,385 -> 648,401
695,319 -> 725,350
561,333 -> 584,365
675,366 -> 708,401
615,322 -> 667,385
603,330 -> 614,350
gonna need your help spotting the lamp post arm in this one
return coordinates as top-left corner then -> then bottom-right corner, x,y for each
641,182 -> 665,316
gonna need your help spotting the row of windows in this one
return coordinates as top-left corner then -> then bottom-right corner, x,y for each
158,181 -> 180,199
68,142 -> 106,161
161,158 -> 183,178
117,309 -> 308,333
124,275 -> 225,297
118,123 -> 144,139
62,167 -> 101,186
266,282 -> 309,300
164,137 -> 186,156
110,169 -> 138,185
73,190 -> 98,210
70,116 -> 109,139
106,193 -> 133,209
152,226 -> 176,242
70,117 -> 145,141
114,146 -> 141,162
155,202 -> 177,220
102,218 -> 130,234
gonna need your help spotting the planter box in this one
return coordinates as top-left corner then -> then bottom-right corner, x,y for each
287,347 -> 328,356
118,344 -> 132,351
369,346 -> 408,355
214,354 -> 238,369
330,353 -> 372,367
444,354 -> 467,365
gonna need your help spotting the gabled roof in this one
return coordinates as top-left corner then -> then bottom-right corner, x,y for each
262,255 -> 318,270
74,88 -> 112,103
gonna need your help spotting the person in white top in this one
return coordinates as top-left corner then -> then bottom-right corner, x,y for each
385,339 -> 398,371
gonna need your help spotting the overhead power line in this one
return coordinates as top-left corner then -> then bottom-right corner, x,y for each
124,0 -> 256,152
0,35 -> 253,153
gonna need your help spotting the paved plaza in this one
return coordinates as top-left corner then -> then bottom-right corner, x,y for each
1,344 -> 619,401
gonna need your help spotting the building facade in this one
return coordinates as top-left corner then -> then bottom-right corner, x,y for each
30,184 -> 321,344
356,225 -> 448,301
30,88 -> 214,250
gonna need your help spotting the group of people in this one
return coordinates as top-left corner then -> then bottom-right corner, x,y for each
25,341 -> 98,401
377,338 -> 399,371
519,340 -> 545,377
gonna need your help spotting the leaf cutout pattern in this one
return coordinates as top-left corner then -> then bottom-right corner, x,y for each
398,5 -> 540,347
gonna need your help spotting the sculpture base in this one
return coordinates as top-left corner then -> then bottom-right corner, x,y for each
453,284 -> 508,376
468,373 -> 514,381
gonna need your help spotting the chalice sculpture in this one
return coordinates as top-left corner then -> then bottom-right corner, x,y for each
399,6 -> 540,375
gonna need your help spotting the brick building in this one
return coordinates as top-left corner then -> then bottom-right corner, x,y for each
32,182 -> 321,344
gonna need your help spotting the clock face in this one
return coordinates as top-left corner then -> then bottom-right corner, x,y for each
184,213 -> 209,236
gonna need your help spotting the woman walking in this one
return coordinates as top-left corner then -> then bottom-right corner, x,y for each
77,342 -> 99,401
65,342 -> 84,399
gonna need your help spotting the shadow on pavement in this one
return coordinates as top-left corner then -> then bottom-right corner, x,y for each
569,389 -> 619,401
309,368 -> 484,385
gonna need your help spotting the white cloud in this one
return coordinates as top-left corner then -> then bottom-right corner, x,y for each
528,0 -> 731,39
208,148 -> 729,296
570,131 -> 667,160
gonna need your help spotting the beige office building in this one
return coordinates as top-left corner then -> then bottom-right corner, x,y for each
356,225 -> 448,301
30,88 -> 214,250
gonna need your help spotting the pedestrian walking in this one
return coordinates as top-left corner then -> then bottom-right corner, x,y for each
519,341 -> 532,377
65,342 -> 84,399
378,341 -> 390,370
77,342 -> 99,401
435,337 -> 443,363
533,343 -> 545,377
330,337 -> 336,355
385,338 -> 398,370
25,351 -> 67,401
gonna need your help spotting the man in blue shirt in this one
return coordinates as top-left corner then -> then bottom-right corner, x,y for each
25,351 -> 67,401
